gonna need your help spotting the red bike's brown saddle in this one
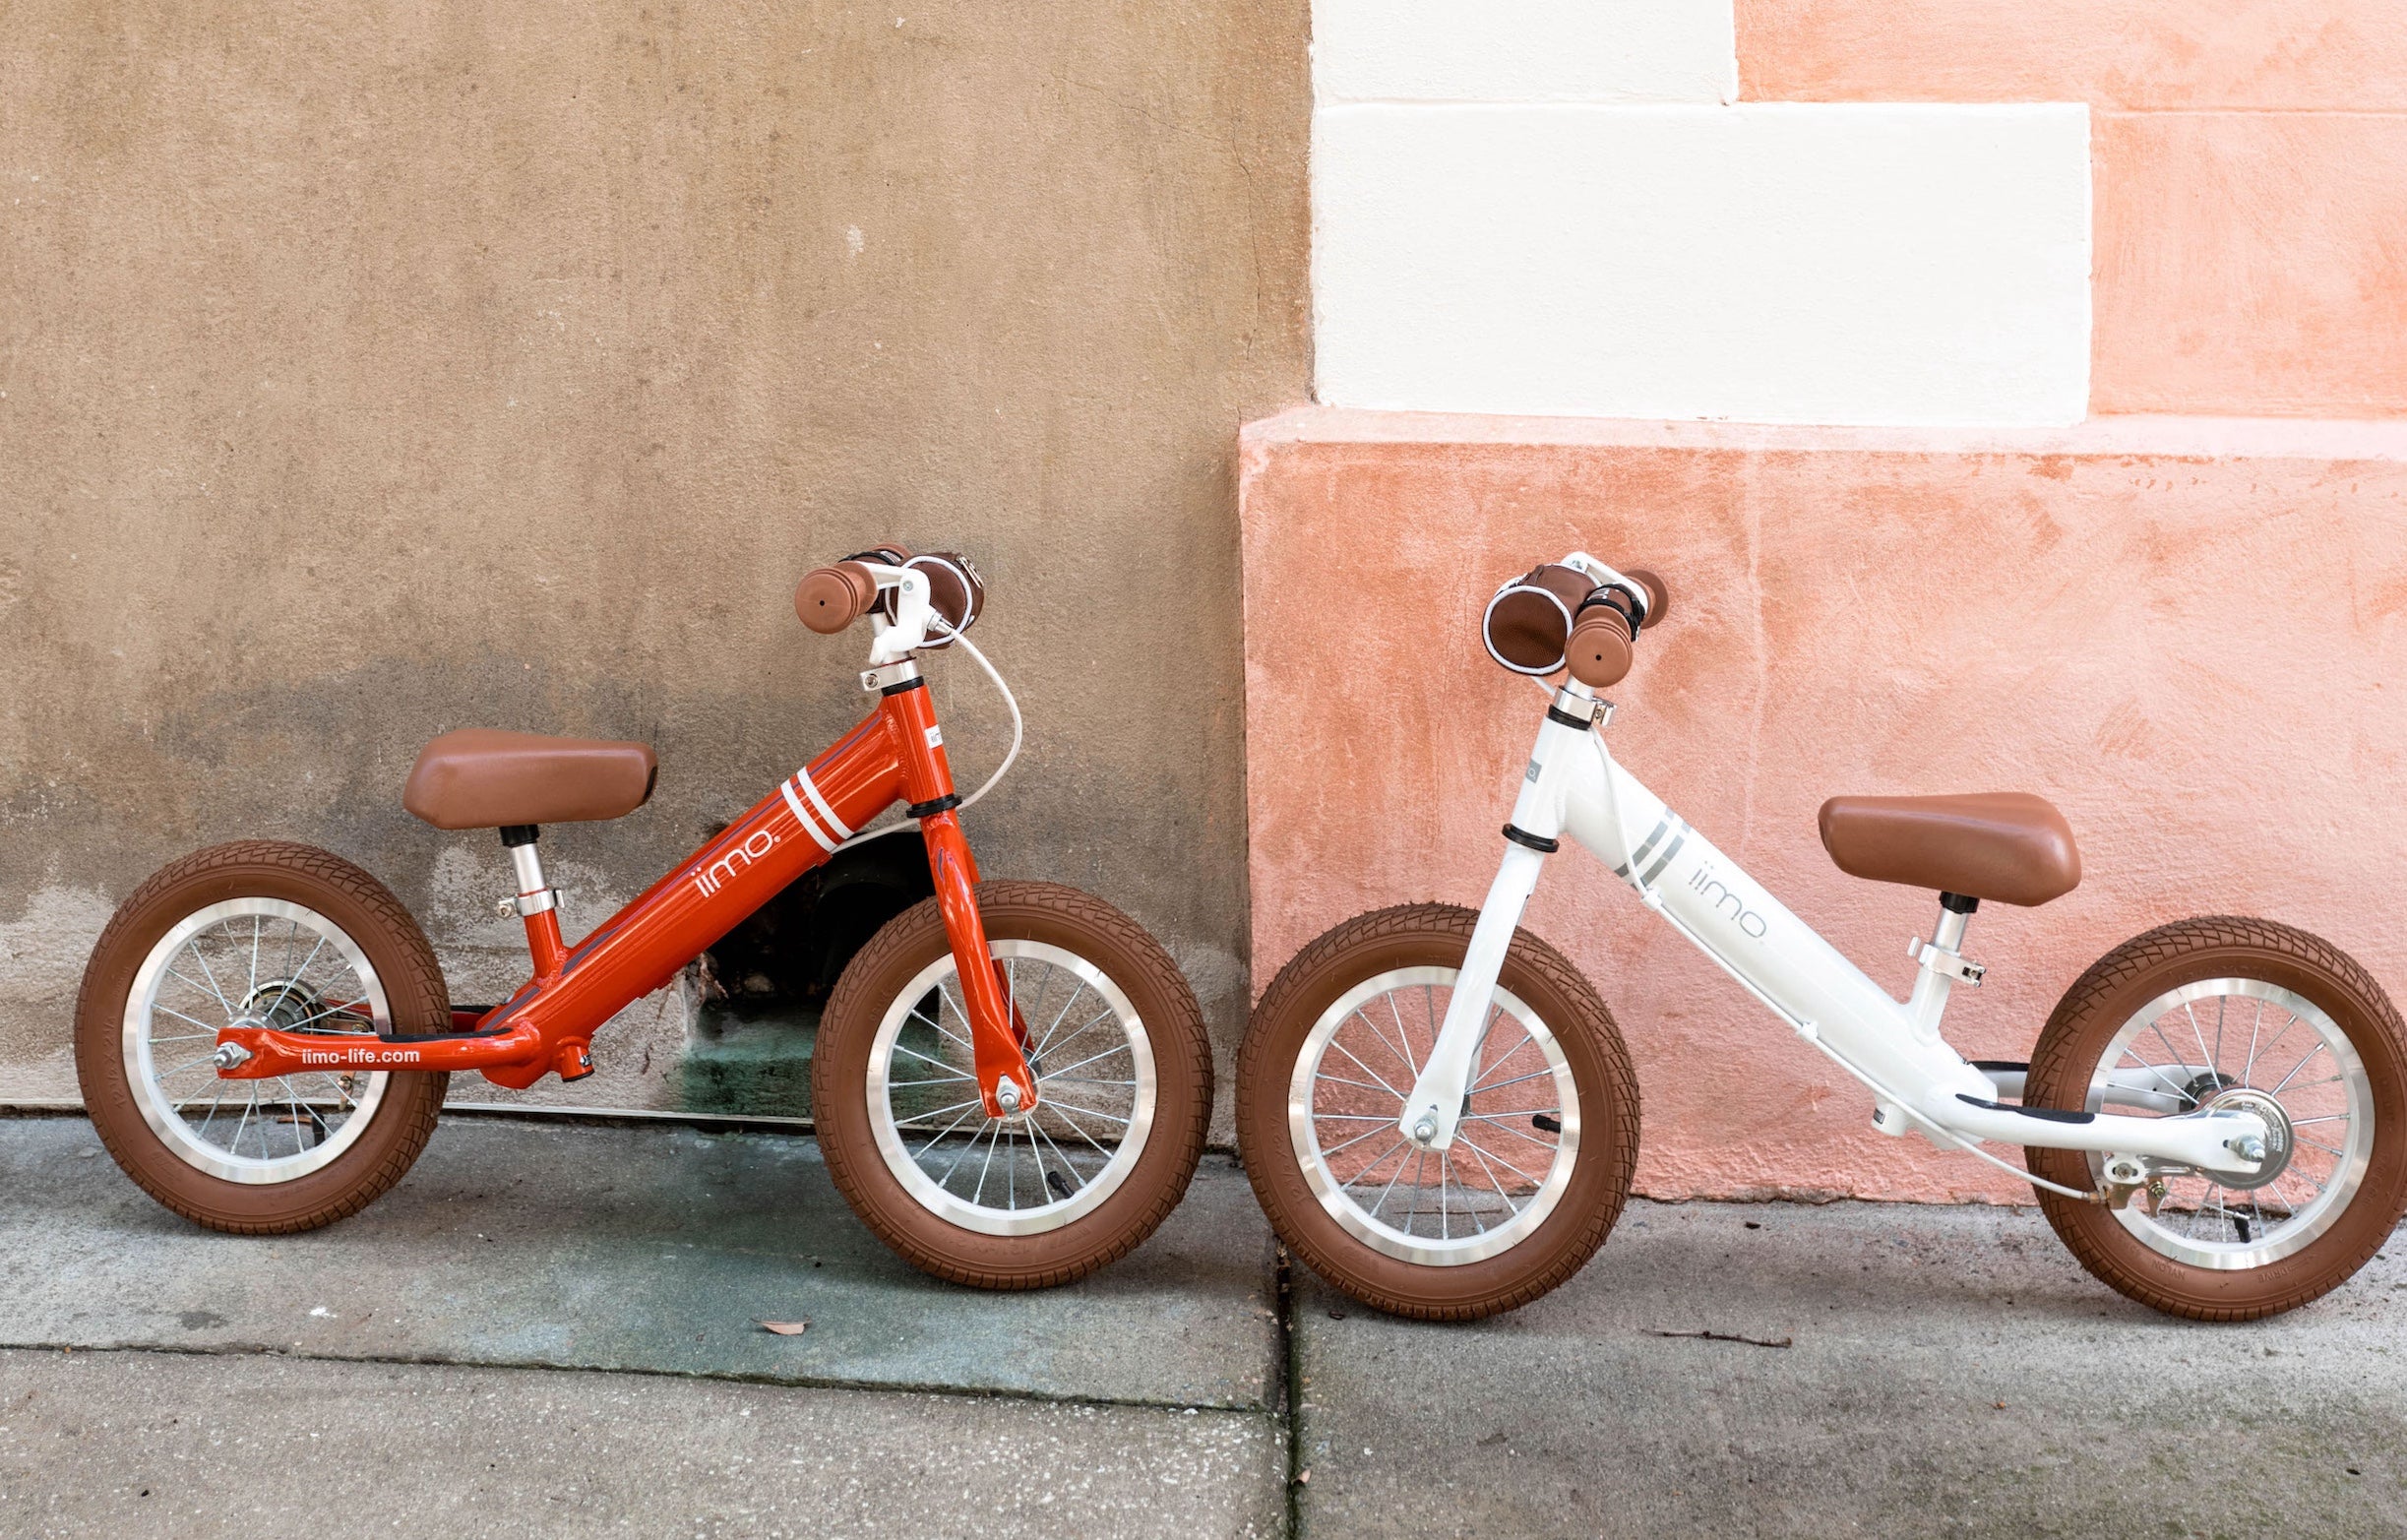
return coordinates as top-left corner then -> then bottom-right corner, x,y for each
403,729 -> 657,830
1818,792 -> 2080,907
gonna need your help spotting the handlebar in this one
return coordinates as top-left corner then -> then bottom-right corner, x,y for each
794,545 -> 989,655
1480,556 -> 1671,688
795,561 -> 883,634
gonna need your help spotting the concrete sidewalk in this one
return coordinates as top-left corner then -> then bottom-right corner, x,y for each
3,1113 -> 2404,1538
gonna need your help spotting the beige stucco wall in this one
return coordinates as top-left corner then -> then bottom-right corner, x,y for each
0,1 -> 1311,1118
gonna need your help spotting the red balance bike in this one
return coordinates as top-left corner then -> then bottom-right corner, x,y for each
75,548 -> 1212,1287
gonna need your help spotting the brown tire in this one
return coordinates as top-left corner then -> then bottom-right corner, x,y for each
1236,903 -> 1640,1321
2026,916 -> 2407,1321
74,840 -> 451,1234
812,881 -> 1210,1289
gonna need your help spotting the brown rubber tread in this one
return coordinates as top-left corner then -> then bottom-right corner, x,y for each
1236,903 -> 1641,1322
74,840 -> 452,1235
2025,915 -> 2407,1322
812,880 -> 1212,1290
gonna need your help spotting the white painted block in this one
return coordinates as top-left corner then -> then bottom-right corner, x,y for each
1314,0 -> 1736,104
1313,103 -> 2092,427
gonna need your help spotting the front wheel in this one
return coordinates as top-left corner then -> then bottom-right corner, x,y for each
2026,916 -> 2407,1320
1235,903 -> 1640,1321
812,881 -> 1211,1288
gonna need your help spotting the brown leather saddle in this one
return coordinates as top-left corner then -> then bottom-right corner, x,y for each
402,728 -> 656,831
1818,792 -> 2080,906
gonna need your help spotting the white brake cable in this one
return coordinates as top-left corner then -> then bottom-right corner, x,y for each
926,615 -> 1022,816
833,614 -> 1022,850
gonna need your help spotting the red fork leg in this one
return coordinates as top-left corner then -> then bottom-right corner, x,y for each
921,809 -> 1034,1116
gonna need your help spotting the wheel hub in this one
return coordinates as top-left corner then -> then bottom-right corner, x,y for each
2204,1086 -> 2293,1191
2179,1069 -> 2239,1110
240,980 -> 330,1034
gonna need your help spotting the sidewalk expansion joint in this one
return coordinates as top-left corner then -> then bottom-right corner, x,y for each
1272,1241 -> 1303,1538
0,1339 -> 1275,1421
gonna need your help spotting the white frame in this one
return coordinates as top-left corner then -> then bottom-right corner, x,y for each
1396,555 -> 2275,1192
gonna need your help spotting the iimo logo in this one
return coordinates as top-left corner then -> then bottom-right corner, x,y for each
1688,863 -> 1769,940
694,828 -> 779,897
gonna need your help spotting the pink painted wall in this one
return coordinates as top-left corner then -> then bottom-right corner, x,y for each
1239,406 -> 2407,1201
1736,0 -> 2407,109
1735,1 -> 2407,419
2092,112 -> 2407,417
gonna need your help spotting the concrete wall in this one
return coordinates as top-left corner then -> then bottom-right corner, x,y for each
0,1 -> 1312,1118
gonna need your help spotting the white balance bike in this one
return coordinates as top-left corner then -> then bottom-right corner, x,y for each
1236,555 -> 2407,1322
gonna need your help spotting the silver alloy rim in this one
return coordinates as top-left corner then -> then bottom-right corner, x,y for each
121,898 -> 393,1184
2089,977 -> 2374,1269
866,940 -> 1155,1237
1288,966 -> 1579,1265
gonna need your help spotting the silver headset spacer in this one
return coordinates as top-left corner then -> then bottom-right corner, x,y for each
862,659 -> 922,693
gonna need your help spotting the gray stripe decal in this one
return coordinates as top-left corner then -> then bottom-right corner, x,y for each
1620,816 -> 1671,880
1640,821 -> 1688,887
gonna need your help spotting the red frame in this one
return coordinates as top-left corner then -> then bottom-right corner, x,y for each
215,680 -> 1039,1115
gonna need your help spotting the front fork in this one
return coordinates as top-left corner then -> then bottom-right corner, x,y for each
885,656 -> 1037,1120
1395,692 -> 1592,1152
921,808 -> 1037,1117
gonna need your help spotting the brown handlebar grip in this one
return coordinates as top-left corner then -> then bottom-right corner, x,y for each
1565,606 -> 1635,689
1625,568 -> 1670,630
795,561 -> 880,634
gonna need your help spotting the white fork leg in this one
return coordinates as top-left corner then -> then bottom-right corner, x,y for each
1397,691 -> 1590,1152
1396,844 -> 1546,1151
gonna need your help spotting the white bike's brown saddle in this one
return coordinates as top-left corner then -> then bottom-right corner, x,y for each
402,729 -> 657,830
1818,792 -> 2080,907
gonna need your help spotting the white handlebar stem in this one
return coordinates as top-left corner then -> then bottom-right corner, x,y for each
862,564 -> 936,664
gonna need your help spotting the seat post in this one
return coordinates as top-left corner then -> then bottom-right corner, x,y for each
497,825 -> 568,981
1906,892 -> 1983,1039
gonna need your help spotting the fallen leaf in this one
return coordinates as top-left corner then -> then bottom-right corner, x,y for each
761,1320 -> 811,1336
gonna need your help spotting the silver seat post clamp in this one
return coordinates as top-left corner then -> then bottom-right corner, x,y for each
497,839 -> 559,920
1908,936 -> 1984,986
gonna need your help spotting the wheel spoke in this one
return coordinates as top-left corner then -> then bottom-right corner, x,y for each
909,1104 -> 986,1159
912,993 -> 974,1054
2267,1044 -> 2332,1098
1468,1066 -> 1555,1094
1325,1040 -> 1405,1100
179,939 -> 238,1019
1044,1098 -> 1131,1128
1460,1113 -> 1559,1149
1315,1118 -> 1408,1160
1040,1040 -> 1135,1081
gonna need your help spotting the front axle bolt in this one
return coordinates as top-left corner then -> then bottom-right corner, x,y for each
212,1042 -> 253,1071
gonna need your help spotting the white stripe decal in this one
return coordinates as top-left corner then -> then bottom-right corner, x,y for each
797,769 -> 851,838
782,778 -> 838,852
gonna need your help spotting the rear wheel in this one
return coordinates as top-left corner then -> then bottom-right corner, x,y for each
74,840 -> 451,1233
812,881 -> 1211,1288
1236,903 -> 1640,1321
2026,916 -> 2407,1320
